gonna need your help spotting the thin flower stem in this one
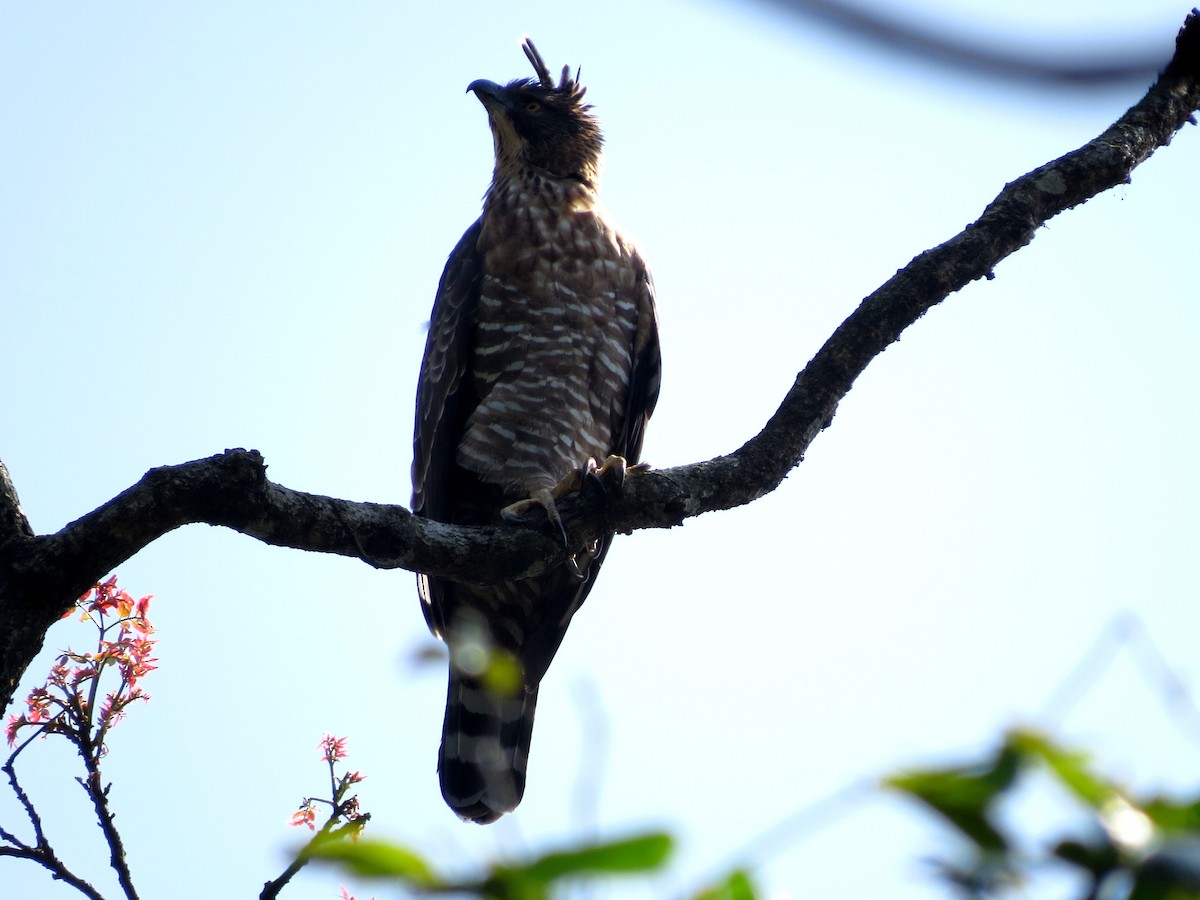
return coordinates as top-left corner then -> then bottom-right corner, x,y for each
83,617 -> 106,723
265,737 -> 367,899
77,734 -> 140,900
94,670 -> 131,749
260,807 -> 348,900
2,580 -> 153,899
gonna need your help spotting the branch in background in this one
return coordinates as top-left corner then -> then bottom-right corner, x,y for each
755,0 -> 1174,85
2,13 -> 1198,717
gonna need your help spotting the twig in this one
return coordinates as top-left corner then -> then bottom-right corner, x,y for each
77,750 -> 140,900
2,757 -> 107,900
260,803 -> 370,900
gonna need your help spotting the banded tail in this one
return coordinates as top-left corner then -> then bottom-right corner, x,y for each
439,669 -> 538,824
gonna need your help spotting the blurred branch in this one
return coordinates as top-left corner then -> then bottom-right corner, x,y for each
2,12 -> 1199,715
755,0 -> 1171,85
1039,613 -> 1200,748
698,776 -> 876,891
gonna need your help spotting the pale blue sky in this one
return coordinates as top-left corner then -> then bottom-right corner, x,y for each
3,2 -> 1199,898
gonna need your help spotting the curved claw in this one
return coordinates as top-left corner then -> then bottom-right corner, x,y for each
501,488 -> 570,545
566,538 -> 600,581
582,454 -> 636,497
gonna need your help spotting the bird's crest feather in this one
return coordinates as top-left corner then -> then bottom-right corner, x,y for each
521,37 -> 586,102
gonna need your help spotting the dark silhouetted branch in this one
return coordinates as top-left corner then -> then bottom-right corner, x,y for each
756,0 -> 1173,86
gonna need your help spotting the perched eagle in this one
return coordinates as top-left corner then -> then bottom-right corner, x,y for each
411,39 -> 660,824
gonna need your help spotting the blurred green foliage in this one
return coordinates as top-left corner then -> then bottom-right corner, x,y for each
887,728 -> 1200,899
305,726 -> 1200,898
305,830 -> 757,899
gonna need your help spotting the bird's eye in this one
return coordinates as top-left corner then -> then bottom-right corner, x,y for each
525,100 -> 541,113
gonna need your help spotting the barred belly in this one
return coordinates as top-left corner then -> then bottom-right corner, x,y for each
458,198 -> 639,496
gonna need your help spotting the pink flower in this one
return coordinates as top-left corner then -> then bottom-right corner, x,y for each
6,714 -> 25,746
48,661 -> 70,687
319,734 -> 349,763
290,803 -> 317,831
15,576 -> 158,752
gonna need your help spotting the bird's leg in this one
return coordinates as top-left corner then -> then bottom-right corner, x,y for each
500,469 -> 587,545
501,455 -> 649,577
501,455 -> 649,547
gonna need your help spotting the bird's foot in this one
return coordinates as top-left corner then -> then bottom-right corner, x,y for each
499,464 -> 594,544
500,456 -> 640,546
501,485 -> 572,544
581,454 -> 647,497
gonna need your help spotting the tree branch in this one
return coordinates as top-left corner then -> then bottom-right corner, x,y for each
79,760 -> 140,900
1,756 -> 107,900
757,0 -> 1176,86
0,459 -> 33,545
2,12 -> 1199,717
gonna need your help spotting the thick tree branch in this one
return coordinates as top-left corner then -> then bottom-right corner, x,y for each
0,460 -> 32,544
2,13 -> 1199,716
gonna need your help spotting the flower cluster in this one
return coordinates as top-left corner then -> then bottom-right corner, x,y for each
289,803 -> 319,831
289,734 -> 369,839
320,733 -> 349,765
5,576 -> 156,753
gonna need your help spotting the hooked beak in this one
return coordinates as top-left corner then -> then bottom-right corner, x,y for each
467,79 -> 509,109
468,79 -> 523,160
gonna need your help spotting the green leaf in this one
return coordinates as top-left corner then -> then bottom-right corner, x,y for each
885,744 -> 1021,851
478,834 -> 672,900
1143,797 -> 1200,832
519,832 -> 673,882
478,872 -> 548,900
694,868 -> 759,900
1007,729 -> 1116,810
303,837 -> 439,887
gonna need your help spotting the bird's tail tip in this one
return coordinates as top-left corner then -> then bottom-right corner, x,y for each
439,673 -> 538,824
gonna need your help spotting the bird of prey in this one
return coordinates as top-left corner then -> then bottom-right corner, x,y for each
411,39 -> 660,824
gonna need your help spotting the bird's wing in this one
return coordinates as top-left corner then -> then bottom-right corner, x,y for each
618,253 -> 661,464
412,219 -> 484,635
412,218 -> 484,521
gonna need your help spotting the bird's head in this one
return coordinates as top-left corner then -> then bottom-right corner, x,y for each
469,39 -> 603,185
